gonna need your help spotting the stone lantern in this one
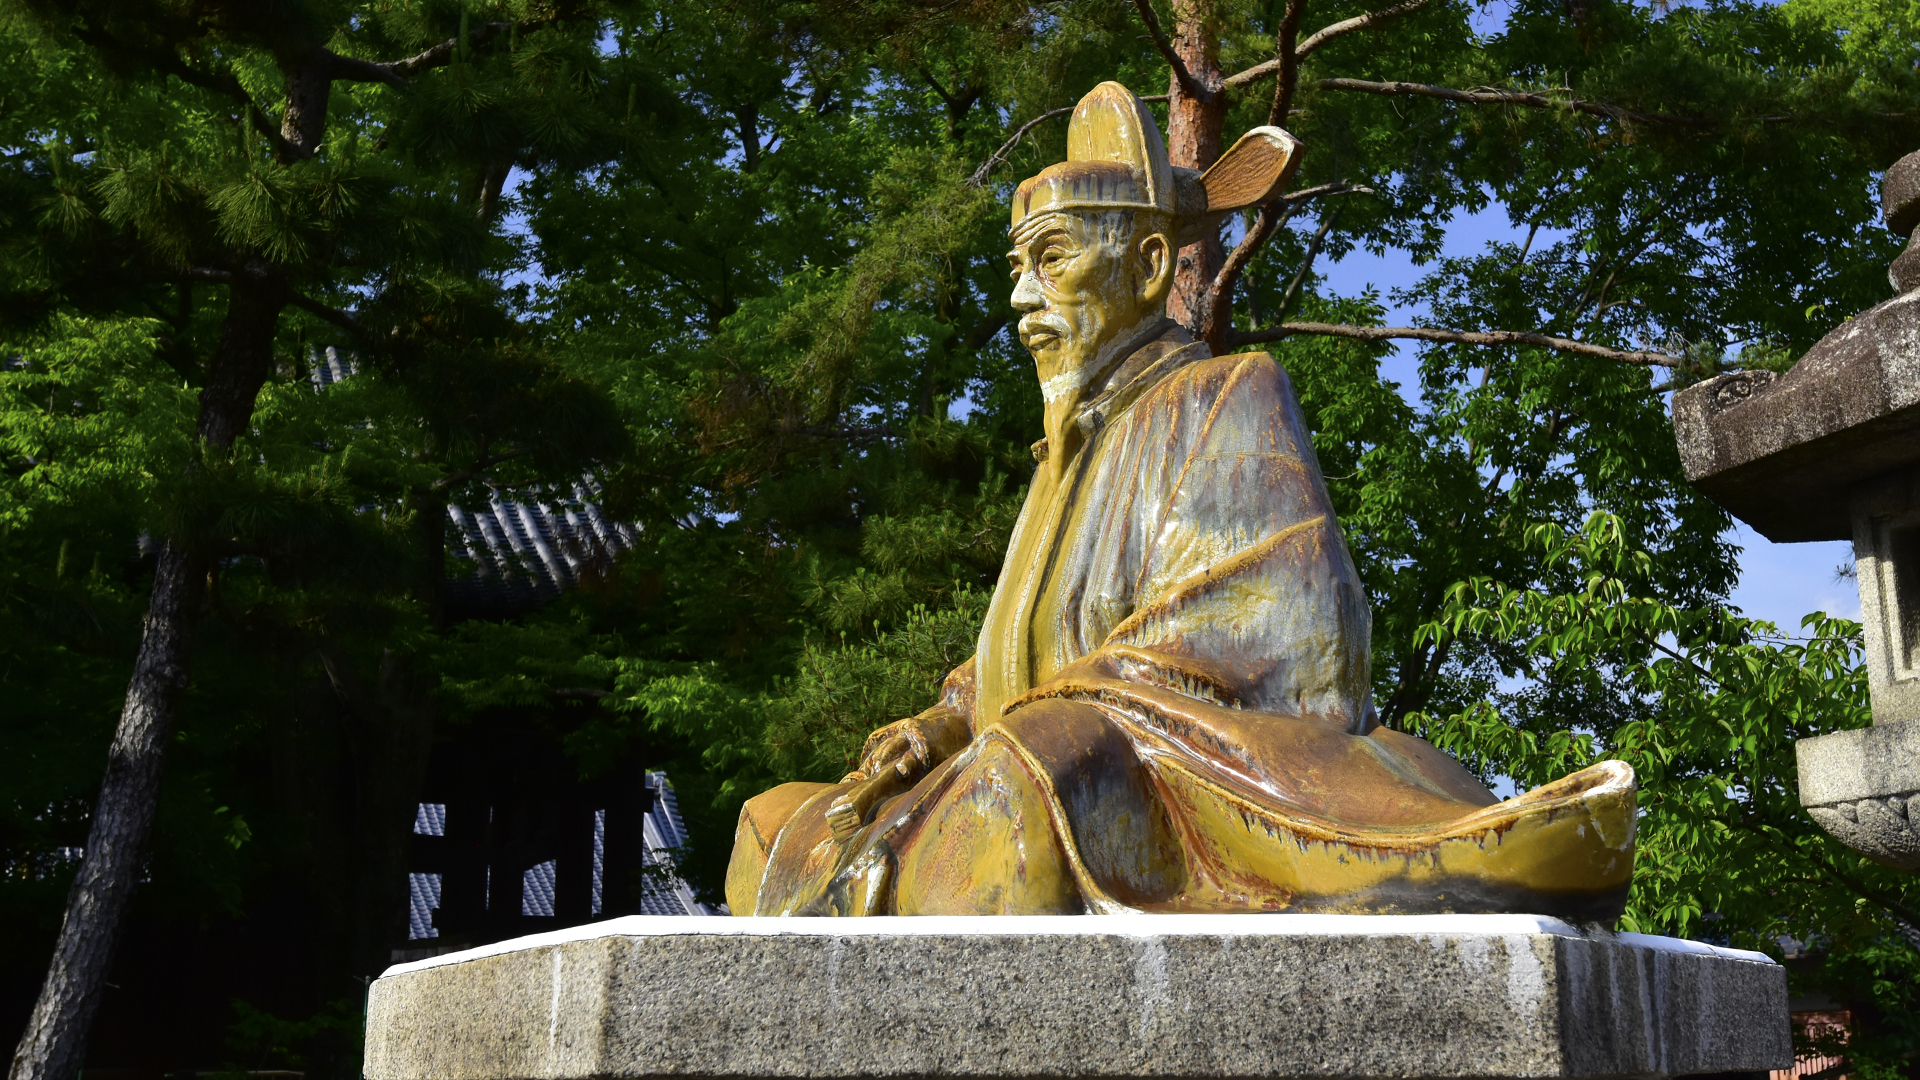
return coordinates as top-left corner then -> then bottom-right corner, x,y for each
1672,153 -> 1920,871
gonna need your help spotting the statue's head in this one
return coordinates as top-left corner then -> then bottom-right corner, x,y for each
1008,83 -> 1304,421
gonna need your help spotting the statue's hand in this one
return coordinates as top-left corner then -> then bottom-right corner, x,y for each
826,707 -> 971,842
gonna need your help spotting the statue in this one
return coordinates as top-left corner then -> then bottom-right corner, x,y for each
726,82 -> 1636,918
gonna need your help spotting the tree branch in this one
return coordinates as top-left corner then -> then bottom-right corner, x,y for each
287,292 -> 365,338
430,449 -> 535,492
1268,0 -> 1308,126
1132,0 -> 1212,103
1274,207 -> 1341,323
1199,183 -> 1372,349
69,20 -> 298,159
967,105 -> 1073,187
327,52 -> 410,90
1281,180 -> 1363,205
1226,0 -> 1438,90
1315,78 -> 1709,126
375,21 -> 519,81
1297,0 -> 1438,58
1231,321 -> 1683,367
1201,203 -> 1295,350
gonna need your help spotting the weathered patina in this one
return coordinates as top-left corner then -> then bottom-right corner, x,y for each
727,82 -> 1637,917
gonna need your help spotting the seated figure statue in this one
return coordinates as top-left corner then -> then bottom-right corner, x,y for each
727,82 -> 1635,918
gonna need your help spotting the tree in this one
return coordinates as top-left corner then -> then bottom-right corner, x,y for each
0,2 -> 626,1077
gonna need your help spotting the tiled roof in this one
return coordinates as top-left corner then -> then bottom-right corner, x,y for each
444,491 -> 638,619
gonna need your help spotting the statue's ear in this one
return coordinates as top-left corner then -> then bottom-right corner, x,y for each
1137,229 -> 1175,310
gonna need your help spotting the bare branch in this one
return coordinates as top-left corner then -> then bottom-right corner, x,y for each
1281,180 -> 1362,204
1274,208 -> 1341,323
1316,78 -> 1709,126
185,267 -> 233,283
967,105 -> 1073,187
1225,58 -> 1284,90
1131,0 -> 1212,103
1200,185 -> 1372,349
1226,0 -> 1438,90
967,92 -> 1170,188
1231,321 -> 1683,367
1297,0 -> 1437,58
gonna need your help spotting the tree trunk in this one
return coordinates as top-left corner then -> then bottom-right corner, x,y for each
279,48 -> 333,161
6,542 -> 198,1080
9,266 -> 290,1080
1165,0 -> 1226,332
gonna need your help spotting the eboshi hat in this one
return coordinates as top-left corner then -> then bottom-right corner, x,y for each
1010,81 -> 1304,247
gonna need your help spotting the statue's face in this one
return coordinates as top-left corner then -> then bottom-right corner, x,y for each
1007,212 -> 1172,415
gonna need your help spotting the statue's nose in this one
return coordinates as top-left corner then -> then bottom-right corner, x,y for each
1010,271 -> 1045,313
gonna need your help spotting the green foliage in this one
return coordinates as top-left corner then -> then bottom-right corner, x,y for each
768,588 -> 990,782
221,997 -> 364,1080
1413,514 -> 1919,1072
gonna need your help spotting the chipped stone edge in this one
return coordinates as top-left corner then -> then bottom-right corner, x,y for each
381,913 -> 1776,979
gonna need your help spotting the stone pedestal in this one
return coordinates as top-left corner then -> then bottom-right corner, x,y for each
363,914 -> 1789,1080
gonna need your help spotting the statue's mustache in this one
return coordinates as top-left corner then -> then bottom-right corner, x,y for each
1018,311 -> 1073,347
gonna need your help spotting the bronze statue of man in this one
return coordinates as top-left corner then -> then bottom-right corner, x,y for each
726,82 -> 1635,918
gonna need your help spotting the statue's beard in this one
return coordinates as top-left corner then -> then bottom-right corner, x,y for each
1020,311 -> 1095,404
1022,307 -> 1163,409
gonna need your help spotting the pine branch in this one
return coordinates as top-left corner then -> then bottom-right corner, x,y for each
1273,208 -> 1341,323
1231,321 -> 1683,367
1202,203 -> 1294,350
1199,183 -> 1368,350
327,53 -> 410,90
1131,0 -> 1215,103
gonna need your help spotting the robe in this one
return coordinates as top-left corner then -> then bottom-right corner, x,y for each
727,328 -> 1635,917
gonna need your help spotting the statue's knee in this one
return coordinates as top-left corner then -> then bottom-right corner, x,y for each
893,737 -> 1082,915
726,781 -> 832,916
